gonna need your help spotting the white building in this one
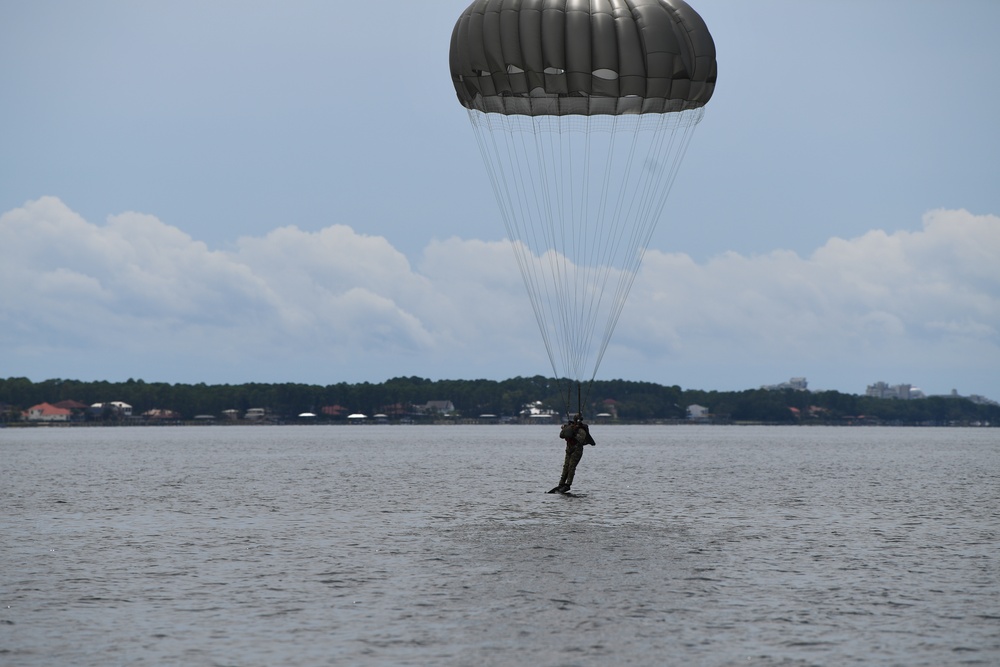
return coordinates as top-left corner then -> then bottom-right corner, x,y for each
520,401 -> 558,420
866,382 -> 924,400
90,401 -> 133,417
687,404 -> 709,420
418,400 -> 456,416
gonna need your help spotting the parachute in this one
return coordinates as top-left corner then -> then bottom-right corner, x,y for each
450,0 -> 717,415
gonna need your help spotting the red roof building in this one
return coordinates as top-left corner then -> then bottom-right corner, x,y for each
25,402 -> 72,422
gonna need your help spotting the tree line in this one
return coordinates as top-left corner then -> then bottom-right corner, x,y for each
1,376 -> 996,426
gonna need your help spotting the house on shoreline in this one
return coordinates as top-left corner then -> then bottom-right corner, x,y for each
25,402 -> 72,422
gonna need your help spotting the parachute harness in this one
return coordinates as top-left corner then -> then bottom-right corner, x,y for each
467,108 -> 704,415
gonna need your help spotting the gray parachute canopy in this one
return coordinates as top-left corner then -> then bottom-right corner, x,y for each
449,0 -> 717,116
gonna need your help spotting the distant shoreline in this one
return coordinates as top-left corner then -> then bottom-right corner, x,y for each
4,375 -> 996,428
4,420 -> 993,428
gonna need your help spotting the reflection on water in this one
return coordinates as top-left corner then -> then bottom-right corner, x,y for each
2,425 -> 998,665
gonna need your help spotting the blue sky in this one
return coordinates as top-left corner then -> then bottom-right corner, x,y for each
2,0 -> 999,400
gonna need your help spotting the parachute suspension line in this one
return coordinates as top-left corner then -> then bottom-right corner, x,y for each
526,120 -> 573,383
468,111 -> 561,378
523,122 -> 554,379
546,118 -> 576,380
565,120 -> 590,382
559,116 -> 611,387
548,118 -> 599,386
592,115 -> 685,379
467,107 -> 704,406
567,123 -> 584,379
524,119 -> 564,375
541,116 -> 602,402
595,114 -> 673,357
575,115 -> 621,386
579,114 -> 649,385
646,110 -> 702,246
523,117 -> 568,382
561,380 -> 585,420
590,109 -> 706,380
537,117 -> 582,385
589,118 -> 669,380
532,112 -> 654,405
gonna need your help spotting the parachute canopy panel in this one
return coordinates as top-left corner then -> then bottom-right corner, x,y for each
450,0 -> 717,116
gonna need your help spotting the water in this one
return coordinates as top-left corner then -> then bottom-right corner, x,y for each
2,425 -> 998,666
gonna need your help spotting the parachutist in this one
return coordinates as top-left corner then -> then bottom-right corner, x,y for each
548,414 -> 596,494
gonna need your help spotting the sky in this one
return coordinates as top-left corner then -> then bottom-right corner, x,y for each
2,0 -> 999,400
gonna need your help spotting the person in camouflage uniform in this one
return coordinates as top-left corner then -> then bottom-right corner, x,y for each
549,413 -> 596,493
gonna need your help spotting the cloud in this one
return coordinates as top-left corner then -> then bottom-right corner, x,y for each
1,198 -> 998,394
620,209 -> 1000,390
0,197 -> 539,380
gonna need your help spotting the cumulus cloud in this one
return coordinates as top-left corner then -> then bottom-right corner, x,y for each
0,197 -> 539,381
620,209 -> 999,391
1,197 -> 997,394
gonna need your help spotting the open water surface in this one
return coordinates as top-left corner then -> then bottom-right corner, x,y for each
2,425 -> 998,666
